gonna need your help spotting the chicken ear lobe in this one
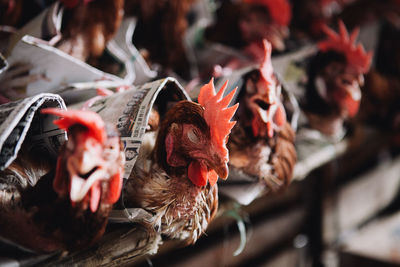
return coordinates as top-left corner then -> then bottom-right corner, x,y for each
165,133 -> 186,167
107,172 -> 122,204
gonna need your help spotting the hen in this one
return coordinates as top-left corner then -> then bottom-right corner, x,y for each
124,0 -> 196,79
123,79 -> 238,245
206,0 -> 291,52
227,40 -> 296,193
56,0 -> 124,62
0,108 -> 124,252
301,20 -> 372,138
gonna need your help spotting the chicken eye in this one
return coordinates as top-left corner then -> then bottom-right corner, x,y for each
187,128 -> 200,144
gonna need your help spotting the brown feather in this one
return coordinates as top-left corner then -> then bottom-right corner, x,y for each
229,119 -> 296,192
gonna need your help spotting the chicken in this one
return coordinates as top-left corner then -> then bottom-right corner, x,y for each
205,0 -> 291,52
123,79 -> 238,245
124,0 -> 196,79
227,40 -> 296,192
301,20 -> 372,137
56,0 -> 124,62
0,108 -> 124,252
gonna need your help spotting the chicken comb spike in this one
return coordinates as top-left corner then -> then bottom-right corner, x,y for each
41,108 -> 106,143
260,39 -> 275,88
318,20 -> 372,73
198,79 -> 239,159
243,0 -> 292,26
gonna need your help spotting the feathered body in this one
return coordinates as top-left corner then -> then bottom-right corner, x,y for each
0,109 -> 124,252
125,161 -> 217,243
124,81 -> 238,244
229,117 -> 296,191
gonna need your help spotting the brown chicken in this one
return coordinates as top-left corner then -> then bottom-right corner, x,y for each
0,108 -> 124,252
124,0 -> 196,79
227,40 -> 296,192
56,0 -> 124,61
206,0 -> 291,52
123,79 -> 238,245
301,20 -> 372,137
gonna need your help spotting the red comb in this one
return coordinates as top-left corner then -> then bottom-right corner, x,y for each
61,0 -> 94,9
198,79 -> 239,159
319,20 -> 372,73
243,0 -> 292,26
41,108 -> 106,143
260,39 -> 275,91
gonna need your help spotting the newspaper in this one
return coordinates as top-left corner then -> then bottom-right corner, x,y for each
0,93 -> 67,171
0,2 -> 125,104
106,18 -> 157,85
6,2 -> 63,55
0,35 -> 124,103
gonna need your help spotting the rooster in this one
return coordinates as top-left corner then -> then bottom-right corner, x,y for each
301,20 -> 372,138
0,108 -> 124,252
123,79 -> 238,245
227,40 -> 296,193
56,0 -> 124,62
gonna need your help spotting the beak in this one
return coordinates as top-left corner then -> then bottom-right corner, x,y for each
213,162 -> 229,180
206,154 -> 229,180
67,150 -> 109,202
70,168 -> 108,202
344,81 -> 361,101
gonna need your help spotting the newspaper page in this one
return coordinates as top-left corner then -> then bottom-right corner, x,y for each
0,93 -> 67,171
0,35 -> 124,103
6,2 -> 63,55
